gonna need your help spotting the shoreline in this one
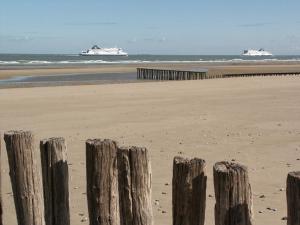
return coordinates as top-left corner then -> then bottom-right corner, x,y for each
0,79 -> 145,89
1,62 -> 300,89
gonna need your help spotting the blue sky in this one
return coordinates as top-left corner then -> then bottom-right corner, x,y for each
1,0 -> 300,54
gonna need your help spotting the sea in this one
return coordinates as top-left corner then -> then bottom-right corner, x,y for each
1,54 -> 300,66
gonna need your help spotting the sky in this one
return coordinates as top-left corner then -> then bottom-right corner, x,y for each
1,0 -> 300,55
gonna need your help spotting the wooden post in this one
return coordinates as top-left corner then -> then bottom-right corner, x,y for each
287,171 -> 300,225
117,147 -> 132,225
4,131 -> 45,225
213,161 -> 252,225
172,157 -> 207,225
86,139 -> 119,225
118,146 -> 153,225
0,133 -> 2,225
40,137 -> 70,225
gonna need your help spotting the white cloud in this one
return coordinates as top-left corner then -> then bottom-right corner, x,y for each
0,35 -> 35,42
127,37 -> 137,43
65,22 -> 117,26
239,22 -> 273,27
0,34 -> 60,42
143,37 -> 167,43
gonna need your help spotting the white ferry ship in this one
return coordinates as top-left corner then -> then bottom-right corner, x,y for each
80,45 -> 128,56
242,48 -> 273,56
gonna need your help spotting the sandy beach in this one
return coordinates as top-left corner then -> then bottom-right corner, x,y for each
1,73 -> 300,225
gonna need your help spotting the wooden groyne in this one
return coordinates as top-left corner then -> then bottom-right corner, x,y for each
137,68 -> 208,80
137,68 -> 300,80
223,71 -> 300,78
2,130 -> 300,224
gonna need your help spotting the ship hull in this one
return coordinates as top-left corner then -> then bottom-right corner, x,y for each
80,53 -> 128,56
242,53 -> 273,56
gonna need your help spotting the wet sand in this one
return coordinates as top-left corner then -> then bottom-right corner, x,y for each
1,76 -> 300,225
0,72 -> 141,89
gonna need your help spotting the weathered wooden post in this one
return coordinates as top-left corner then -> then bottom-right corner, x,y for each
287,171 -> 300,225
86,139 -> 119,225
117,147 -> 132,225
117,146 -> 153,225
4,130 -> 45,225
172,157 -> 207,225
40,137 -> 70,225
213,161 -> 252,225
0,134 -> 2,225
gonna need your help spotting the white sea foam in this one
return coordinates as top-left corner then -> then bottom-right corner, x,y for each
27,60 -> 52,64
0,60 -> 20,64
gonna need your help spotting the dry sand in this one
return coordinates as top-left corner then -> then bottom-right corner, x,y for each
1,76 -> 300,225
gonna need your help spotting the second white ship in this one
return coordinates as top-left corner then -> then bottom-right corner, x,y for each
242,48 -> 273,56
80,45 -> 128,56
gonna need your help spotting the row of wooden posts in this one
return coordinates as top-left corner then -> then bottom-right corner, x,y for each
0,131 -> 300,225
137,68 -> 209,80
136,68 -> 300,80
223,71 -> 300,78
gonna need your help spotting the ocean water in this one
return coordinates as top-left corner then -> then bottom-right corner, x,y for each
1,54 -> 300,66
